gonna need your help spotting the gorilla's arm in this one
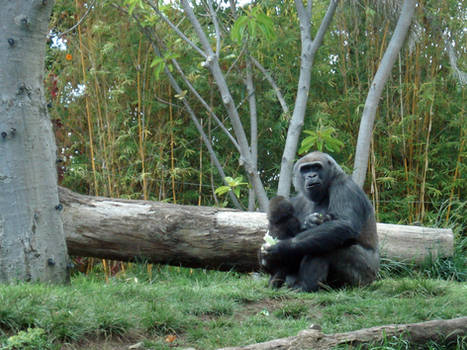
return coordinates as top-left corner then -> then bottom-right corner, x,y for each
266,177 -> 372,259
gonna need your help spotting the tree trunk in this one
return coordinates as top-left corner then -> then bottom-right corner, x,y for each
277,0 -> 340,198
352,0 -> 416,187
218,317 -> 467,350
0,1 -> 69,283
59,187 -> 453,271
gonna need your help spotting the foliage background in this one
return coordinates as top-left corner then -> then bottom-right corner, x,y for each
46,0 -> 465,234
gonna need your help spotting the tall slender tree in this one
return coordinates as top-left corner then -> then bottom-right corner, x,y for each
352,0 -> 416,187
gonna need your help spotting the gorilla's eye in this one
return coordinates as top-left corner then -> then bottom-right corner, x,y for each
300,163 -> 322,174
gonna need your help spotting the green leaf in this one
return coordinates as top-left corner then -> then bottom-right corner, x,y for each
298,134 -> 318,154
150,57 -> 164,68
215,186 -> 231,196
256,13 -> 276,41
150,57 -> 166,79
231,15 -> 249,43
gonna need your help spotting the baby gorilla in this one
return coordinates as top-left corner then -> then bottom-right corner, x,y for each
262,196 -> 332,288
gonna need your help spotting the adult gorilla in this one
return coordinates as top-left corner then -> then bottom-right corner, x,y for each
260,151 -> 379,292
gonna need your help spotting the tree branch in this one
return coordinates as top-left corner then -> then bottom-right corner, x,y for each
127,9 -> 245,210
245,56 -> 258,211
57,0 -> 97,38
218,317 -> 467,350
250,56 -> 290,116
442,31 -> 467,86
180,0 -> 269,211
165,41 -> 242,153
146,0 -> 207,59
207,0 -> 222,56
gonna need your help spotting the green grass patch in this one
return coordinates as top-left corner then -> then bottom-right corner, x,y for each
0,264 -> 466,349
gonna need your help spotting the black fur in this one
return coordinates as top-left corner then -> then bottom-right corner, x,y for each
260,151 -> 379,292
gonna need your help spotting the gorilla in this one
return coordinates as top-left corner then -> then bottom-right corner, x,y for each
260,151 -> 379,292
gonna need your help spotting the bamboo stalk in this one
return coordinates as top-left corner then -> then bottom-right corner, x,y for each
198,118 -> 203,206
136,37 -> 148,200
378,21 -> 390,62
88,29 -> 113,197
102,258 -> 109,283
169,85 -> 176,203
157,84 -> 166,201
403,50 -> 411,215
370,137 -> 379,220
419,92 -> 434,222
76,0 -> 99,196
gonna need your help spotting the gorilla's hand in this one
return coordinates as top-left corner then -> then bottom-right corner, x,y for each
260,241 -> 287,272
302,212 -> 333,230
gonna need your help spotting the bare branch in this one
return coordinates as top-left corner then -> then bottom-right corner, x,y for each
146,0 -> 207,59
226,44 -> 247,77
207,0 -> 222,56
57,0 -> 97,38
146,25 -> 240,151
169,57 -> 242,152
219,317 -> 466,349
250,56 -> 290,116
180,0 -> 216,59
311,0 -> 340,53
180,0 -> 269,211
442,32 -> 467,86
126,9 -> 244,210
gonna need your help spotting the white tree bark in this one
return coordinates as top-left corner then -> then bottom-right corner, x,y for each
277,0 -> 340,198
59,188 -> 453,271
352,0 -> 416,187
0,1 -> 69,283
245,56 -> 258,211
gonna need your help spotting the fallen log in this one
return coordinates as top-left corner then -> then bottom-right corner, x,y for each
59,187 -> 454,272
218,317 -> 467,350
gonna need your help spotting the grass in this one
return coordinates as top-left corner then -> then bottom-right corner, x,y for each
0,259 -> 466,350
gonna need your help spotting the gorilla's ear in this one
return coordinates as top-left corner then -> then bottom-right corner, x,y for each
292,159 -> 304,193
324,153 -> 344,174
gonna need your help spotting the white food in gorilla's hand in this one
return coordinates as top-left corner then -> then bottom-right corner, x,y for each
261,231 -> 278,252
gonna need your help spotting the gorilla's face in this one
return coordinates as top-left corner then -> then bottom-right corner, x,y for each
298,161 -> 328,202
293,152 -> 340,203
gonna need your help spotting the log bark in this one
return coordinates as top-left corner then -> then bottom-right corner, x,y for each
59,187 -> 453,272
218,317 -> 467,350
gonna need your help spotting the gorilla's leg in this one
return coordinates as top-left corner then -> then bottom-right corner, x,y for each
288,255 -> 330,292
327,245 -> 379,288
